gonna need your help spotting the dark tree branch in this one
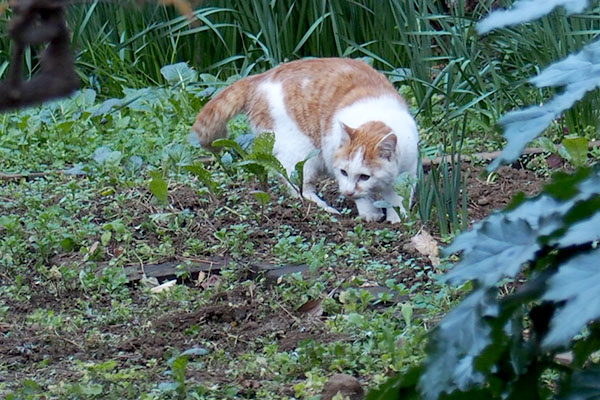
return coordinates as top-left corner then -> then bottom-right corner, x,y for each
0,0 -> 79,111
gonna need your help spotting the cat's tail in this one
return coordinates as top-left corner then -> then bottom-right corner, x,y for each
192,77 -> 251,149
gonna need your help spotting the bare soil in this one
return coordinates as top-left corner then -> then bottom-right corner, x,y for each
0,163 -> 550,393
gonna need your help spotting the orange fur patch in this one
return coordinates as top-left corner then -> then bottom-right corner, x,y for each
251,58 -> 404,146
194,58 -> 406,152
335,121 -> 394,167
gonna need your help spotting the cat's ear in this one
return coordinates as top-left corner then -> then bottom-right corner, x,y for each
377,133 -> 397,160
340,122 -> 356,143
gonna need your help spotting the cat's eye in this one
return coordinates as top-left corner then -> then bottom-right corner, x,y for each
359,174 -> 370,181
340,169 -> 348,176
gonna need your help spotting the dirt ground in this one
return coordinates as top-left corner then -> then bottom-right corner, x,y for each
0,162 -> 549,393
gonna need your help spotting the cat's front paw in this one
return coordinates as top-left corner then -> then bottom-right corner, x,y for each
360,210 -> 384,222
385,208 -> 402,224
324,205 -> 341,214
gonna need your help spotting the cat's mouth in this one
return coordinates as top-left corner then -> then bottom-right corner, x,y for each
342,192 -> 367,200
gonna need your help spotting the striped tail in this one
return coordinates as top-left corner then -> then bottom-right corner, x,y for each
192,77 -> 251,149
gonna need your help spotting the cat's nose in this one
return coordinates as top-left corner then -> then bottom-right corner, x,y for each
344,190 -> 355,198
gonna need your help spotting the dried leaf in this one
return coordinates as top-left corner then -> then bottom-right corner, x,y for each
196,271 -> 206,286
297,298 -> 324,318
88,241 -> 99,256
410,230 -> 440,266
114,246 -> 124,258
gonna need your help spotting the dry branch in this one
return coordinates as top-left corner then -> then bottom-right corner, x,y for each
0,0 -> 198,112
0,0 -> 79,111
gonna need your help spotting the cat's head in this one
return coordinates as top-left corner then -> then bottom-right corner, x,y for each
333,121 -> 398,199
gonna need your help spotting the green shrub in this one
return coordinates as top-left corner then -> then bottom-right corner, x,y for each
369,1 -> 600,399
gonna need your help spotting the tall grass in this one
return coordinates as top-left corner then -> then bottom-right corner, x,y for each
1,0 -> 599,133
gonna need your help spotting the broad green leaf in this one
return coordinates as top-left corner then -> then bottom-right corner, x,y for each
236,159 -> 267,181
553,212 -> 600,247
291,149 -> 320,191
235,133 -> 256,151
101,231 -> 112,246
77,383 -> 103,395
211,138 -> 246,157
251,190 -> 271,206
93,146 -> 123,166
562,137 -> 589,167
252,132 -> 275,155
160,62 -> 198,85
445,168 -> 600,287
557,367 -> 600,400
477,0 -> 590,34
418,288 -> 496,400
149,172 -> 168,204
488,40 -> 600,170
541,248 -> 600,348
91,98 -> 123,117
251,152 -> 288,178
444,213 -> 562,287
21,379 -> 42,395
185,163 -> 217,194
172,355 -> 189,384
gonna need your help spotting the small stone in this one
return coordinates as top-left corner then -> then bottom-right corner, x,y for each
321,374 -> 364,400
477,197 -> 490,206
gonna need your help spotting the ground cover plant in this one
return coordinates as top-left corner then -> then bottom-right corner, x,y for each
0,64 -> 480,399
1,0 -> 600,399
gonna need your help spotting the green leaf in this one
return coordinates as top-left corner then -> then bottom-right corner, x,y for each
93,146 -> 123,166
366,366 -> 422,400
541,248 -> 600,349
418,289 -> 497,400
477,0 -> 590,34
488,40 -> 600,170
557,367 -> 600,400
211,138 -> 246,157
562,137 -> 589,167
251,190 -> 271,206
101,231 -> 112,246
60,237 -> 76,252
251,152 -> 288,177
444,211 -> 562,287
172,355 -> 189,394
537,137 -> 558,153
149,172 -> 168,204
401,303 -> 413,327
185,163 -> 217,194
160,62 -> 198,85
553,211 -> 600,248
21,379 -> 42,395
252,132 -> 275,155
291,149 -> 320,192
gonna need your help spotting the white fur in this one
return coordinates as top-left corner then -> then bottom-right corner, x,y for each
259,81 -> 337,213
328,96 -> 419,222
260,82 -> 419,223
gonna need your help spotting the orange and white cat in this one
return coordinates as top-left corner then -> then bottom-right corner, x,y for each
193,58 -> 419,223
